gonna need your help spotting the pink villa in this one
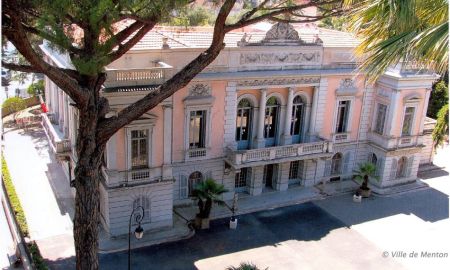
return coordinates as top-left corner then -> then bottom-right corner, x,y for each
40,22 -> 437,236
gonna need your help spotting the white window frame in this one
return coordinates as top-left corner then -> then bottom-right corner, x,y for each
400,103 -> 418,137
372,102 -> 389,135
184,105 -> 212,160
125,122 -> 155,171
332,96 -> 355,134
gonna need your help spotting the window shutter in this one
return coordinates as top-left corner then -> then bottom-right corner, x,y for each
343,152 -> 351,175
132,196 -> 150,223
406,156 -> 414,177
205,171 -> 212,181
324,160 -> 332,177
376,157 -> 385,177
367,152 -> 373,163
390,158 -> 397,180
179,175 -> 188,199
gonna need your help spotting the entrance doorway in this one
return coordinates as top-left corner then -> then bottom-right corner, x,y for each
263,164 -> 277,189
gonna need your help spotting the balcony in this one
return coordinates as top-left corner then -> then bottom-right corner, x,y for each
104,62 -> 172,90
368,132 -> 423,150
41,113 -> 71,156
101,167 -> 173,188
226,136 -> 332,168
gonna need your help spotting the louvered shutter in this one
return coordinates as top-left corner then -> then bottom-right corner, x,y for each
390,158 -> 397,180
179,175 -> 188,199
205,171 -> 212,181
406,156 -> 414,177
367,152 -> 373,162
343,152 -> 352,175
324,160 -> 332,177
376,157 -> 385,177
246,168 -> 252,187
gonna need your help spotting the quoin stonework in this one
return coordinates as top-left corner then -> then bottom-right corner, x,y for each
40,22 -> 438,236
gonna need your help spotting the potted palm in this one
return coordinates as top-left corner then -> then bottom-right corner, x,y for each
192,178 -> 228,229
353,162 -> 379,198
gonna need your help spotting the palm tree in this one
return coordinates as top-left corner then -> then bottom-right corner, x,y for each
353,162 -> 379,196
226,262 -> 267,270
192,178 -> 228,222
346,0 -> 448,80
432,104 -> 449,149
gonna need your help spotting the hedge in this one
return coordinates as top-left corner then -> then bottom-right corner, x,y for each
1,157 -> 29,236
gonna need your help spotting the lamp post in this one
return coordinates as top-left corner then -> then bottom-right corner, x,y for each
128,206 -> 144,270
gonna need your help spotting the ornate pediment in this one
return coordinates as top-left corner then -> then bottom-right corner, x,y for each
264,22 -> 300,42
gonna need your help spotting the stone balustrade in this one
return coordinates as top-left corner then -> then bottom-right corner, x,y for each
104,63 -> 172,88
41,113 -> 71,155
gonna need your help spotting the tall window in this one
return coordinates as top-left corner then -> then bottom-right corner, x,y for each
335,100 -> 350,133
331,153 -> 343,175
131,130 -> 148,169
189,110 -> 207,149
396,156 -> 407,178
264,97 -> 279,139
289,160 -> 304,179
374,103 -> 387,135
401,107 -> 415,136
291,96 -> 304,139
235,167 -> 251,189
236,99 -> 252,149
188,171 -> 203,196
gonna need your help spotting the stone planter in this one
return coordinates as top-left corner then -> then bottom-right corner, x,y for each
229,218 -> 238,229
358,188 -> 372,198
353,194 -> 362,203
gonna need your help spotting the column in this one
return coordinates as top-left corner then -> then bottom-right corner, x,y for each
386,89 -> 401,136
249,166 -> 263,196
63,94 -> 69,137
283,87 -> 294,145
309,86 -> 319,135
256,89 -> 267,148
303,103 -> 311,142
162,104 -> 173,179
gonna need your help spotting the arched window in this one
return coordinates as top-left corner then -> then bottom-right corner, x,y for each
188,171 -> 203,196
291,96 -> 305,143
396,157 -> 407,178
331,153 -> 343,175
236,98 -> 253,149
370,153 -> 378,166
132,196 -> 150,224
264,97 -> 280,146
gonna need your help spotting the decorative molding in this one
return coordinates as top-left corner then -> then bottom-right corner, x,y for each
237,77 -> 320,87
240,51 -> 321,65
376,87 -> 391,98
189,83 -> 211,96
336,78 -> 357,95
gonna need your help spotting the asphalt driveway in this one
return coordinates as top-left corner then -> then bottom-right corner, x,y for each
99,202 -> 404,270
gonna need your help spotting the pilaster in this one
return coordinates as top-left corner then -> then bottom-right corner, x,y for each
223,82 -> 238,149
256,89 -> 267,148
162,104 -> 173,179
249,166 -> 263,196
386,89 -> 401,136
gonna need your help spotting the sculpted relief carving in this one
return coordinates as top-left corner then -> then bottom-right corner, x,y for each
239,51 -> 322,65
189,83 -> 211,96
263,22 -> 301,42
237,77 -> 320,87
336,78 -> 357,95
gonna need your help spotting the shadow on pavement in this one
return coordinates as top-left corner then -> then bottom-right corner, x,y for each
99,202 -> 347,270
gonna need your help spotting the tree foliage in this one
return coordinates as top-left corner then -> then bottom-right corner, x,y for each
169,6 -> 216,26
2,97 -> 27,120
192,178 -> 227,219
27,79 -> 45,97
432,104 -> 449,149
427,79 -> 449,119
346,0 -> 448,80
353,162 -> 379,190
2,0 -> 344,268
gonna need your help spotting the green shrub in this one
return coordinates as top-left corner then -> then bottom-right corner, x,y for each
28,242 -> 48,270
1,157 -> 29,236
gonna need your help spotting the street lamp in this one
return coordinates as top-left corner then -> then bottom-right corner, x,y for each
128,206 -> 144,270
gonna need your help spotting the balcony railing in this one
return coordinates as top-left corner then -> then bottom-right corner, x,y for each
41,113 -> 71,155
368,132 -> 422,149
101,167 -> 174,187
104,63 -> 172,88
226,138 -> 332,167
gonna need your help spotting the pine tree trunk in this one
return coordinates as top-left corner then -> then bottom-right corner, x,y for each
72,91 -> 106,270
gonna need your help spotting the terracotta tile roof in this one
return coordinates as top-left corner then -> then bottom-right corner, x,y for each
129,22 -> 359,50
